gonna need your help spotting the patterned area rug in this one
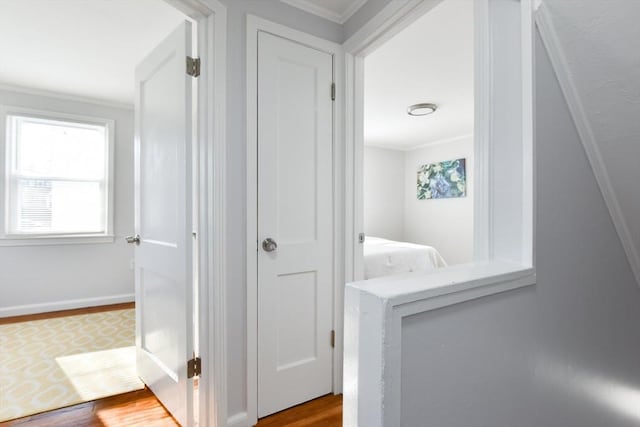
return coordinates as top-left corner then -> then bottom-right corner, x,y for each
0,309 -> 144,422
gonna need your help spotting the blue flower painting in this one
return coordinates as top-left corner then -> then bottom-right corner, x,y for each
417,158 -> 467,199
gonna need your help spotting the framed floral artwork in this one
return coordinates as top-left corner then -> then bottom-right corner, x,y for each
417,158 -> 467,199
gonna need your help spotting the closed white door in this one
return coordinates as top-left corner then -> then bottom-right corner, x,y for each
257,31 -> 334,417
133,21 -> 195,427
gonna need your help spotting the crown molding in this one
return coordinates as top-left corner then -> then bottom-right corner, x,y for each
364,133 -> 473,152
281,0 -> 368,24
0,82 -> 133,110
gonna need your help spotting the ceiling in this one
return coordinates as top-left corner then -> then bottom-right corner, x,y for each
281,0 -> 367,24
0,0 -> 186,106
543,0 -> 640,282
364,0 -> 474,150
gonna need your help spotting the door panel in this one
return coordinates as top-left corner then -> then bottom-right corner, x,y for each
257,31 -> 334,418
134,21 -> 194,427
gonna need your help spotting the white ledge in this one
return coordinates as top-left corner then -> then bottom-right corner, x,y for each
0,234 -> 115,247
347,260 -> 536,306
343,261 -> 536,427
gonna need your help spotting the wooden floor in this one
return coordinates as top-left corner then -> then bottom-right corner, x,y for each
0,302 -> 135,325
1,388 -> 178,427
1,304 -> 342,426
1,390 -> 342,427
256,394 -> 342,427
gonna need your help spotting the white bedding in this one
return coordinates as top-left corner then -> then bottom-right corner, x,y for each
363,237 -> 447,279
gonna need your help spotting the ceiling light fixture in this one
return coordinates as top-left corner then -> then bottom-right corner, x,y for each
407,103 -> 438,116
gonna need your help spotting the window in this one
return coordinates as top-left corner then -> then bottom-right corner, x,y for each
1,108 -> 114,245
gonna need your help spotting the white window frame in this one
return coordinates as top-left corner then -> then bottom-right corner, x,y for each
0,106 -> 115,246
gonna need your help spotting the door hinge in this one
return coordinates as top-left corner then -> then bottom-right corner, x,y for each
331,82 -> 336,101
187,357 -> 201,378
186,56 -> 201,77
331,330 -> 335,348
358,232 -> 365,243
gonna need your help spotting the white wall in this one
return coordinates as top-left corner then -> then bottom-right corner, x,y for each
363,146 -> 404,241
0,88 -> 134,316
397,31 -> 640,427
363,138 -> 474,265
404,137 -> 474,265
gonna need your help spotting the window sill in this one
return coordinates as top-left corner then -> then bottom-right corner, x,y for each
0,234 -> 115,247
348,260 -> 536,309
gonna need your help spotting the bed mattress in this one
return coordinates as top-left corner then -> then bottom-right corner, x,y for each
363,237 -> 447,279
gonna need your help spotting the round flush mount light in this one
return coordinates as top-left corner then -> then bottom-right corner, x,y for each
407,103 -> 438,116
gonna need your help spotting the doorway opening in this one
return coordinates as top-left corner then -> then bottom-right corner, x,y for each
0,0 -> 201,424
361,0 -> 475,280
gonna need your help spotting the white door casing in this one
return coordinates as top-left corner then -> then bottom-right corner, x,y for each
134,21 -> 195,427
257,31 -> 334,417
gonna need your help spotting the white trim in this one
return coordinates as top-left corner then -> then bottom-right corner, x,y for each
364,133 -> 474,152
473,0 -> 491,261
342,1 -> 536,424
0,234 -> 114,246
160,1 -> 227,426
342,0 -> 441,54
245,15 -> 344,425
535,3 -> 640,285
332,34 -> 347,397
206,2 -> 228,427
227,412 -> 249,427
0,105 -> 115,243
281,0 -> 341,23
0,293 -> 135,318
0,83 -> 133,111
280,0 -> 368,24
343,0 -> 483,283
341,0 -> 369,24
344,262 -> 535,426
521,0 -> 535,268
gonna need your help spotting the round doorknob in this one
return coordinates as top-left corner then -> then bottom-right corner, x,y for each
262,238 -> 278,252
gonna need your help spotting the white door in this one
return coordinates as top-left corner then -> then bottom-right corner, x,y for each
133,21 -> 195,427
257,31 -> 334,417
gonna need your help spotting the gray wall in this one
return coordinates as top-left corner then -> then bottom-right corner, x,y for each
0,89 -> 134,315
399,30 -> 640,427
217,0 -> 343,419
221,1 -> 640,424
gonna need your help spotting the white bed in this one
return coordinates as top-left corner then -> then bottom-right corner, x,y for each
363,237 -> 447,279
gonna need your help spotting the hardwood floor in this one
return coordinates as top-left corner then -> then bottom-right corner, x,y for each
1,391 -> 343,427
1,388 -> 178,427
256,394 -> 343,427
1,304 -> 341,426
0,302 -> 135,325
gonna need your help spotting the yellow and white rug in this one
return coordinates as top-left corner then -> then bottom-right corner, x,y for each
0,309 -> 144,422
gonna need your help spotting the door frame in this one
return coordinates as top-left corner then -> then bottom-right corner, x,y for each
159,1 -> 227,426
343,0 -> 535,281
343,0 -> 489,282
245,15 -> 344,426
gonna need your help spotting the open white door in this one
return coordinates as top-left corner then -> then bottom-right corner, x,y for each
133,21 -> 195,427
257,31 -> 334,417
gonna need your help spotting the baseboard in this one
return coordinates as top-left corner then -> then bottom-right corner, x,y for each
227,412 -> 249,427
0,294 -> 135,318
